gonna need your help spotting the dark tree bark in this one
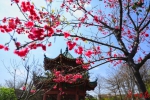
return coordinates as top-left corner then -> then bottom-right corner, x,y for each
129,62 -> 150,100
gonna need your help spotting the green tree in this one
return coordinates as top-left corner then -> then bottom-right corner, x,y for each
0,87 -> 17,100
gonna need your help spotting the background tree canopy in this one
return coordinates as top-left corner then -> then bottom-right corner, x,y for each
0,87 -> 17,100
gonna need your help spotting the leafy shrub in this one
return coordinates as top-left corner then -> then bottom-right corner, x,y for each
0,87 -> 17,100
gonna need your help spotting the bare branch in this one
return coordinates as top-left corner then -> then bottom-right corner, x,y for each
137,53 -> 150,69
139,20 -> 150,33
127,1 -> 137,30
118,0 -> 123,35
87,57 -> 126,71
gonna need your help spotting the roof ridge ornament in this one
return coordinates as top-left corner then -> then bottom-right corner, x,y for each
44,54 -> 47,58
60,49 -> 62,54
65,46 -> 68,56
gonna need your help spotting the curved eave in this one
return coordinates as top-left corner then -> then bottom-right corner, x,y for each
45,54 -> 76,61
86,80 -> 97,91
88,82 -> 97,90
44,54 -> 79,70
34,79 -> 86,89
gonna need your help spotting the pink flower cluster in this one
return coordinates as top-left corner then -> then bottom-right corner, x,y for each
53,70 -> 82,83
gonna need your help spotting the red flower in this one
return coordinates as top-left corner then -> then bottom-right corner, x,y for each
28,43 -> 37,49
97,46 -> 100,50
114,54 -> 117,57
12,0 -> 19,3
14,48 -> 29,57
0,44 -> 9,51
44,25 -> 54,37
2,17 -> 6,23
64,32 -> 70,38
67,41 -> 76,50
15,17 -> 22,24
107,51 -> 111,56
15,0 -> 19,3
53,85 -> 57,89
53,72 -> 83,83
0,44 -> 4,49
30,28 -> 44,40
138,57 -> 142,62
15,42 -> 21,47
75,46 -> 83,54
30,90 -> 36,93
47,0 -> 53,2
48,42 -> 51,47
61,3 -> 65,8
75,37 -> 79,41
59,88 -> 62,91
73,73 -> 82,79
129,35 -> 133,39
85,50 -> 93,58
127,30 -> 131,34
4,47 -> 9,51
25,21 -> 34,28
8,19 -> 16,29
42,45 -> 46,51
94,15 -> 99,23
22,86 -> 26,91
82,64 -> 90,70
145,34 -> 149,37
56,29 -> 62,32
98,27 -> 102,31
49,27 -> 54,34
76,58 -> 83,64
44,25 -> 54,33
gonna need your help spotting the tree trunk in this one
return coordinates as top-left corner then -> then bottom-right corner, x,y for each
132,66 -> 150,100
118,85 -> 123,100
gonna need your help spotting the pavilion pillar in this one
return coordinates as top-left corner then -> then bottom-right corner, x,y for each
57,93 -> 61,100
43,93 -> 46,100
76,94 -> 79,100
76,86 -> 79,100
57,83 -> 61,100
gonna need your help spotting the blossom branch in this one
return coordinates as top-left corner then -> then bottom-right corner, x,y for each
76,0 -> 129,55
16,4 -> 29,21
138,4 -> 150,29
53,33 -> 124,51
87,57 -> 126,71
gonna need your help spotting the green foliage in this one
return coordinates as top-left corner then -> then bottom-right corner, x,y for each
0,87 -> 17,100
147,84 -> 150,93
85,94 -> 97,100
85,98 -> 97,100
98,96 -> 122,100
132,2 -> 144,10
